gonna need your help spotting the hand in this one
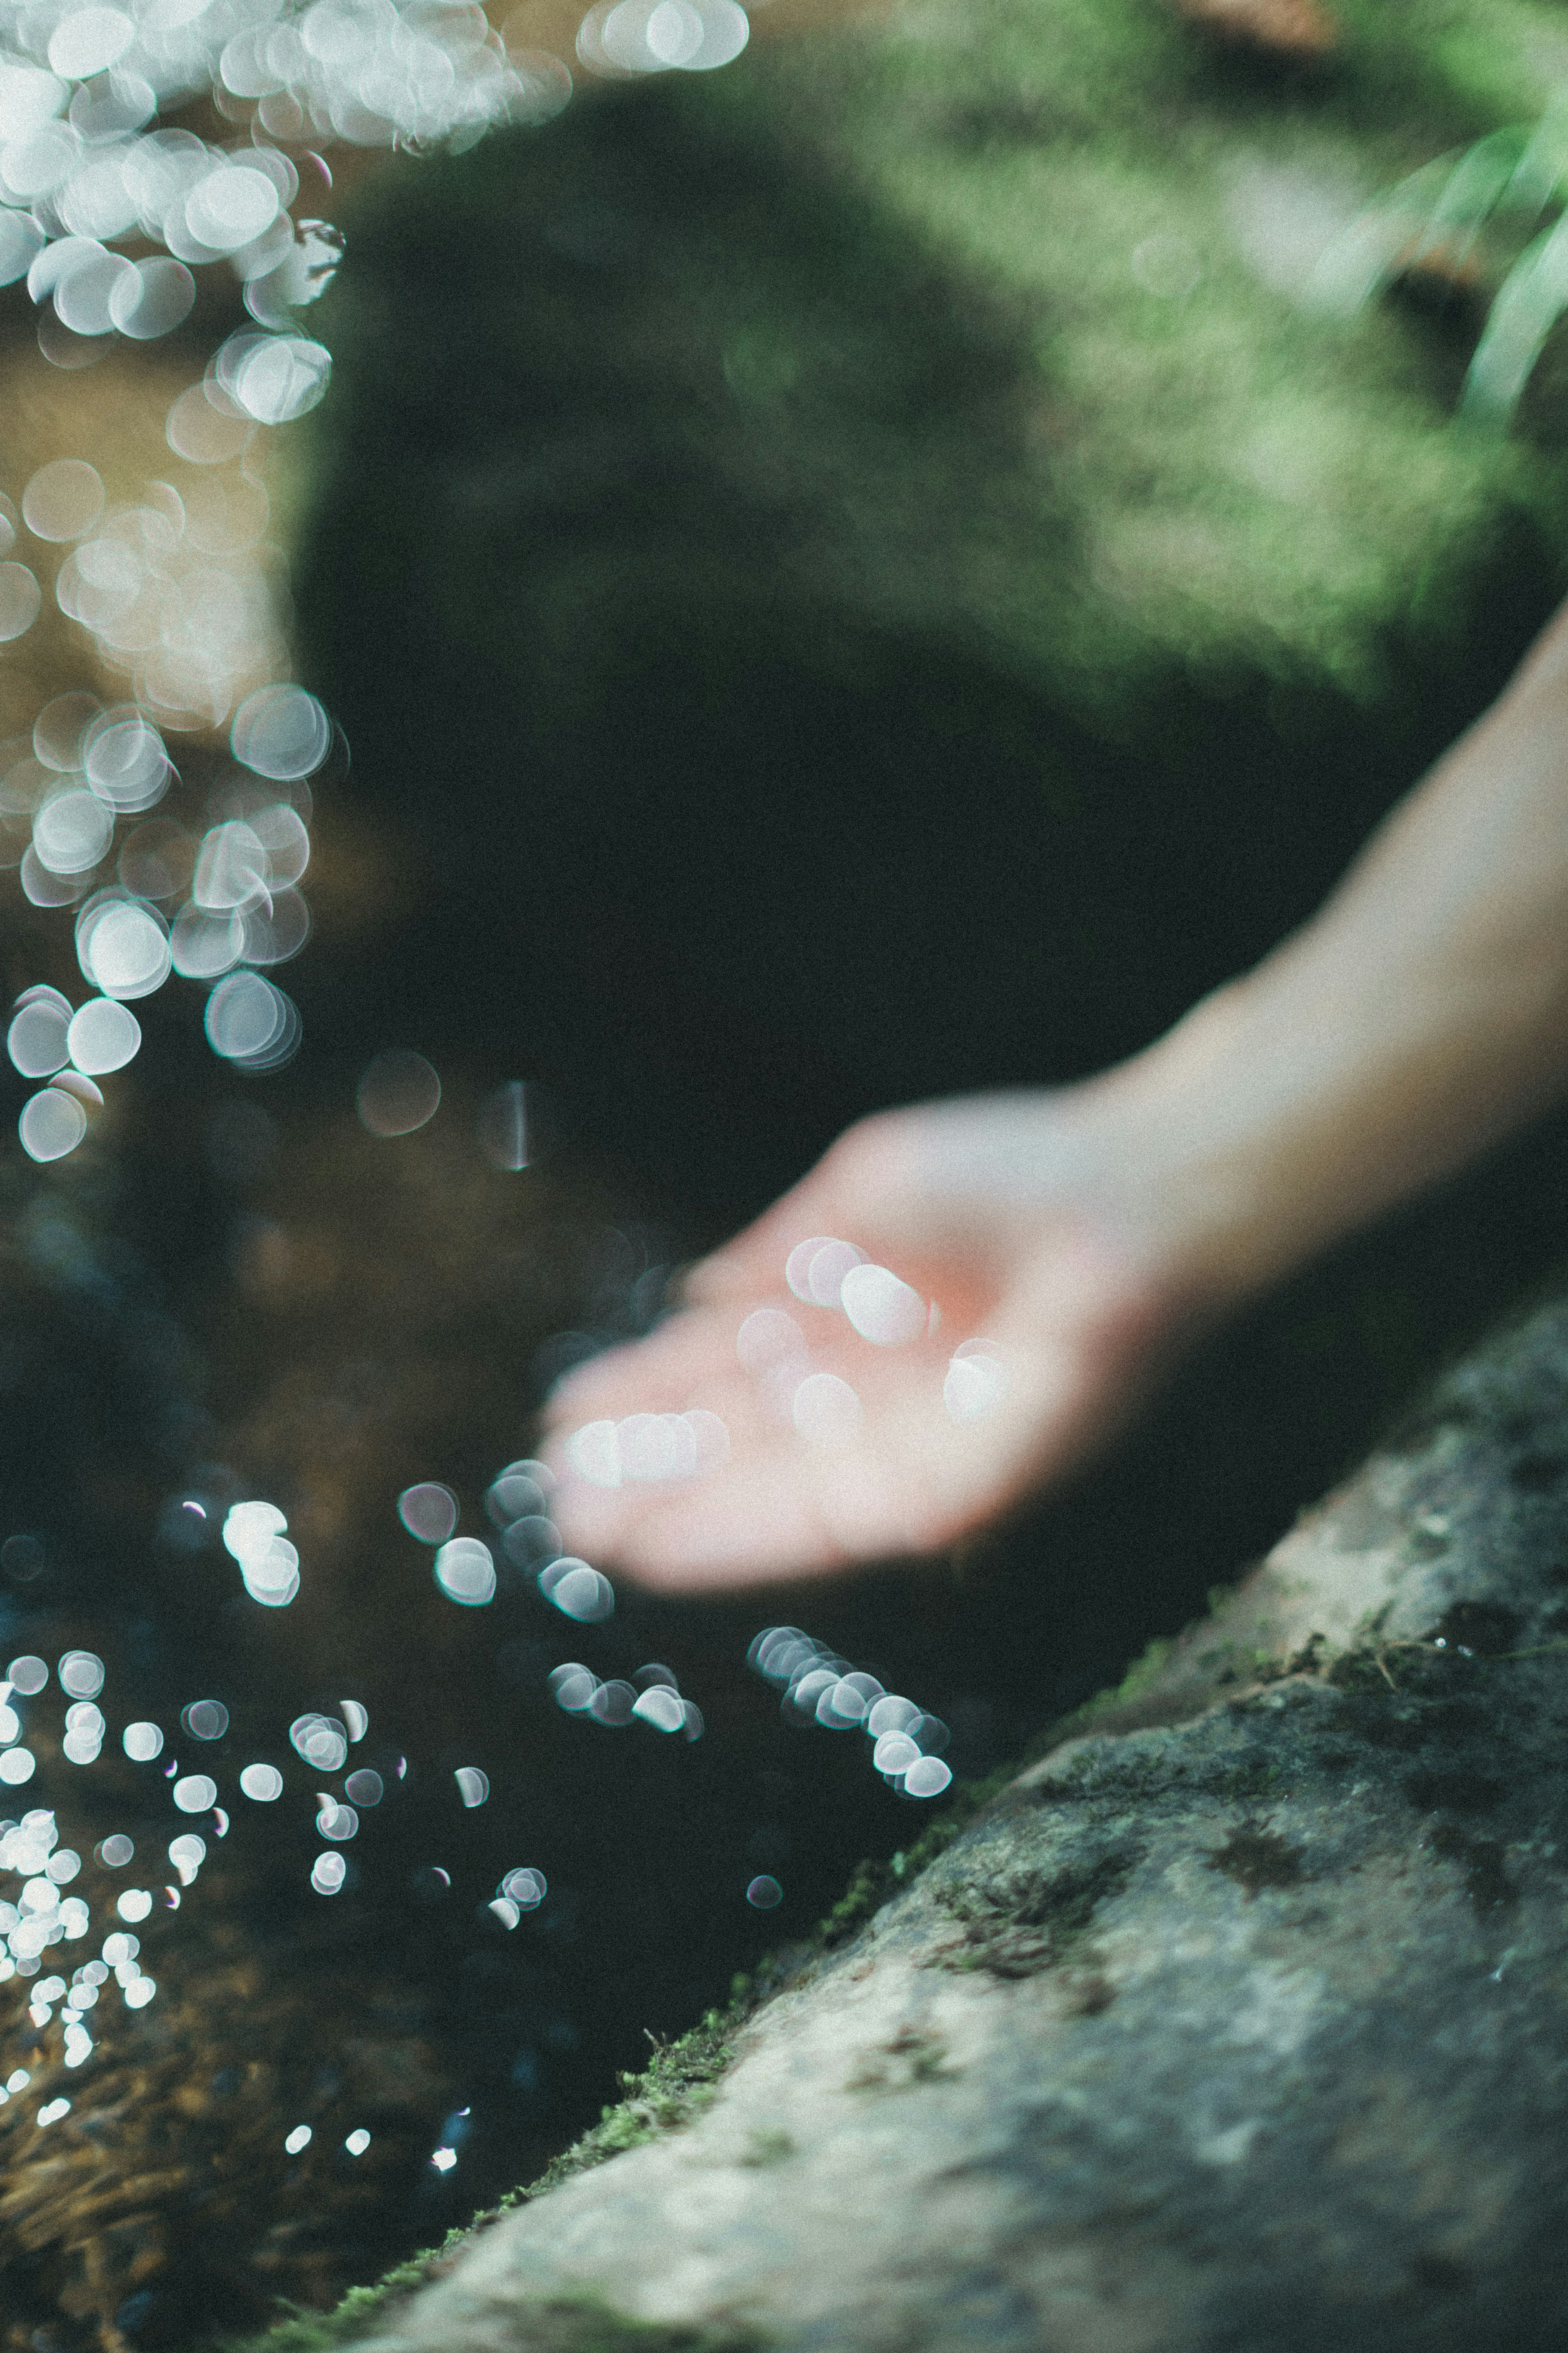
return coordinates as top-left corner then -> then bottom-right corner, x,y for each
543,592 -> 1568,1592
539,1086 -> 1201,1589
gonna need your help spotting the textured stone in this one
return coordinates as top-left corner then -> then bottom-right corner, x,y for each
354,1291 -> 1568,2352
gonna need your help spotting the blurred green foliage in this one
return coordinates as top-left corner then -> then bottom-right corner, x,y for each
309,0 -> 1568,736
677,0 -> 1568,709
297,0 -> 1568,1225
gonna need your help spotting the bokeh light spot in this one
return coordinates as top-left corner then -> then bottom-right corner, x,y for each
19,1089 -> 86,1162
0,562 -> 40,641
540,1560 -> 613,1622
77,901 -> 172,999
289,1714 -> 347,1772
791,1372 -> 862,1447
433,1537 -> 495,1606
357,1048 -> 441,1136
785,1235 -> 865,1306
205,971 -> 299,1070
9,997 -> 70,1078
736,1307 -> 805,1370
66,997 -> 140,1075
23,458 -> 104,542
840,1262 -> 927,1347
232,684 -> 330,779
944,1342 -> 1009,1423
397,1481 -> 457,1543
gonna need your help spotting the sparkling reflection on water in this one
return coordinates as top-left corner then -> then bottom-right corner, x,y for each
0,1038 -> 1012,2346
0,4 -> 1022,2335
0,316 -> 1015,2335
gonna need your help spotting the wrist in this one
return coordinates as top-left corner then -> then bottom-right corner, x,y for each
1101,893 -> 1568,1316
1078,977 -> 1301,1317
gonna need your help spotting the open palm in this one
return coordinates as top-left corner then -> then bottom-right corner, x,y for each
540,1093 -> 1178,1588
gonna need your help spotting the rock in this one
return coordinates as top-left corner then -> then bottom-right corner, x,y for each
349,1290 -> 1568,2351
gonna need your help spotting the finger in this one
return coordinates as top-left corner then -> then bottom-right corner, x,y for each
687,1100 -> 973,1305
544,1355 -> 772,1559
600,1239 -> 1163,1590
595,1337 -> 1042,1589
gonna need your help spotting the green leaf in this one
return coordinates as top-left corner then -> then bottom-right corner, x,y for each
1463,208 -> 1568,421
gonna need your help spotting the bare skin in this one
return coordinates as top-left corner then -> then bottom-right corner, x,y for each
541,596 -> 1568,1588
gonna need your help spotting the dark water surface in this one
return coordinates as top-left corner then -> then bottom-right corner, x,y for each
4,734 -> 1568,2349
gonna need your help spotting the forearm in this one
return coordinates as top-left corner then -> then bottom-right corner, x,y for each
1109,601 -> 1568,1304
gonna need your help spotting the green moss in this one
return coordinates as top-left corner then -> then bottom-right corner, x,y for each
519,2006 -> 742,2198
1108,1636 -> 1176,1707
806,1764 -> 1020,1952
220,2241 -> 467,2352
216,2014 -> 745,2350
225,1618 -> 1557,2349
1022,1635 -> 1185,1759
296,0 -> 1568,1253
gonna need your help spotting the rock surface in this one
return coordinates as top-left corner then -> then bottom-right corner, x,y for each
356,1292 -> 1568,2352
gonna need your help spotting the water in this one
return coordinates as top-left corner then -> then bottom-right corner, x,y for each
0,279 -> 1033,2341
0,992 -> 1049,2345
6,936 -> 1566,2346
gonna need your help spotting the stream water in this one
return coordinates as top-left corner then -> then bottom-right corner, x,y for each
6,727 -> 1566,2349
0,979 -> 1045,2348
